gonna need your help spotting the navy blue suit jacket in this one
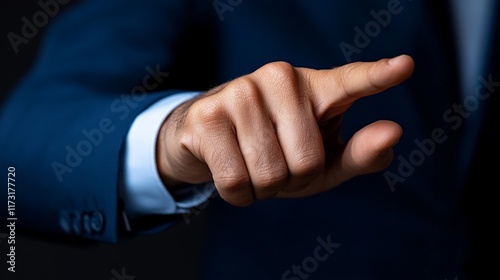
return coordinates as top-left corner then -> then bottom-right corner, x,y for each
1,0 -> 498,279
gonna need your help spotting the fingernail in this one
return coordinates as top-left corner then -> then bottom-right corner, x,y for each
388,55 -> 403,65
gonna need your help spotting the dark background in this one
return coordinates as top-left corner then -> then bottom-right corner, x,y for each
1,1 -> 205,279
1,1 -> 499,280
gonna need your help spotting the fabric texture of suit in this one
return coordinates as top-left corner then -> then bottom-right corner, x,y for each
0,0 -> 498,279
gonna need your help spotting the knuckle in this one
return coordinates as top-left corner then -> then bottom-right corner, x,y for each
216,174 -> 254,206
241,147 -> 289,192
216,174 -> 251,194
258,61 -> 297,85
252,168 -> 288,201
226,77 -> 260,103
336,65 -> 354,97
253,165 -> 288,190
291,151 -> 324,178
367,63 -> 385,91
188,98 -> 225,125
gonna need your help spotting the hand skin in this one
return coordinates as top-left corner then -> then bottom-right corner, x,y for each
156,55 -> 414,207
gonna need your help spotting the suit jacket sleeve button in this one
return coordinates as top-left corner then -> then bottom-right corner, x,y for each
71,212 -> 81,235
59,211 -> 71,234
82,212 -> 92,234
90,210 -> 105,234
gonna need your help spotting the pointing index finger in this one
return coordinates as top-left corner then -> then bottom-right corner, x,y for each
300,54 -> 415,120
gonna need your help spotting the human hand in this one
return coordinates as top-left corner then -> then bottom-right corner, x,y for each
157,55 -> 414,206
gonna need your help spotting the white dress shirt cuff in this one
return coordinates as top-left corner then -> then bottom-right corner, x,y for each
122,91 -> 215,217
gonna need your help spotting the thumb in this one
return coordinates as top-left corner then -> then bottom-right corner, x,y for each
329,120 -> 403,183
